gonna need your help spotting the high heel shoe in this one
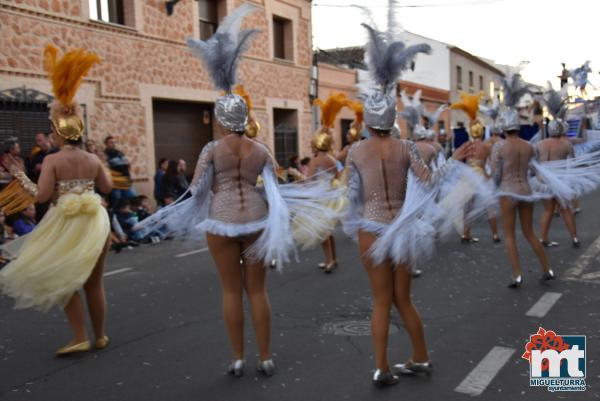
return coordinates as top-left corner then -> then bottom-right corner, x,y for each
508,275 -> 523,289
317,262 -> 326,269
492,235 -> 501,243
461,235 -> 479,244
372,369 -> 399,386
323,261 -> 338,274
392,360 -> 433,376
541,269 -> 556,282
257,359 -> 275,376
227,359 -> 245,377
56,340 -> 91,356
540,239 -> 559,247
572,238 -> 581,248
95,336 -> 109,350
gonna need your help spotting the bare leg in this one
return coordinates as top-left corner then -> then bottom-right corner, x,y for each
83,238 -> 110,340
487,207 -> 499,239
320,236 -> 333,264
359,231 -> 393,372
241,234 -> 271,361
63,292 -> 87,343
559,206 -> 578,239
207,233 -> 244,359
392,264 -> 428,363
330,235 -> 337,262
518,202 -> 550,273
500,197 -> 521,278
540,199 -> 555,242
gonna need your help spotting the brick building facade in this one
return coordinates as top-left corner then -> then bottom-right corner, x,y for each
0,0 -> 313,195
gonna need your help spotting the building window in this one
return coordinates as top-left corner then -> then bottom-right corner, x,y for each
198,0 -> 219,40
273,108 -> 298,167
468,71 -> 474,88
89,0 -> 125,25
456,66 -> 462,89
479,75 -> 484,91
273,16 -> 293,61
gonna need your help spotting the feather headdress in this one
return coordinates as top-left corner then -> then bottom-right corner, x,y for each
314,92 -> 349,129
345,99 -> 364,127
422,104 -> 447,127
44,44 -> 100,140
479,97 -> 500,122
543,82 -> 567,120
500,73 -> 534,109
398,89 -> 423,130
187,3 -> 258,94
450,92 -> 483,122
362,24 -> 431,94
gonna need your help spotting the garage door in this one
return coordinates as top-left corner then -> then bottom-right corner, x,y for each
152,99 -> 213,176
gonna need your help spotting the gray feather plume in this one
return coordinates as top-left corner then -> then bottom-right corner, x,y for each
186,3 -> 258,93
543,81 -> 567,119
500,73 -> 535,108
422,104 -> 447,125
362,23 -> 431,93
479,97 -> 500,121
399,89 -> 422,129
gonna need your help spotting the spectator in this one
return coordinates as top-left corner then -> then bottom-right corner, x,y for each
114,199 -> 143,242
104,136 -> 136,207
28,132 -> 58,183
300,157 -> 311,176
154,157 -> 168,205
287,155 -> 303,182
13,205 -> 37,236
161,160 -> 187,200
0,210 -> 15,245
130,195 -> 151,221
85,139 -> 107,163
177,159 -> 190,191
0,137 -> 24,188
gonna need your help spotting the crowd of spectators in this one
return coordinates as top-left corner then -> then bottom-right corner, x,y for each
0,134 -> 193,260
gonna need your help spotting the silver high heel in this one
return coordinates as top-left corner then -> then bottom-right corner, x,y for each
372,369 -> 399,386
227,359 -> 245,377
257,359 -> 275,376
508,275 -> 523,288
392,360 -> 433,376
541,269 -> 556,282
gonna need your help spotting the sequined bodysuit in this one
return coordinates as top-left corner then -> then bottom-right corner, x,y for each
192,139 -> 270,226
347,138 -> 444,226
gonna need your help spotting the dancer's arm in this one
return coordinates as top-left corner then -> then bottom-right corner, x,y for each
407,140 -> 470,184
190,141 -> 216,192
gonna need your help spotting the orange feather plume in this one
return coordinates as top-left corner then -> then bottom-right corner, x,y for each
233,84 -> 253,113
450,91 -> 483,122
345,99 -> 364,127
313,92 -> 349,129
44,44 -> 100,108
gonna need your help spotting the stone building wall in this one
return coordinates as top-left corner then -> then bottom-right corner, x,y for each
0,0 -> 313,194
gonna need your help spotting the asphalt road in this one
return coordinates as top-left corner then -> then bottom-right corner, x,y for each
1,192 -> 599,401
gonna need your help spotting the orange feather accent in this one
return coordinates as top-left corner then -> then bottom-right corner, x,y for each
44,44 -> 100,108
233,84 -> 253,113
450,91 -> 484,122
313,92 -> 349,128
345,99 -> 364,126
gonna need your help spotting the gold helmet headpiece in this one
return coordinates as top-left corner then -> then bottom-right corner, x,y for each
469,119 -> 485,140
312,92 -> 348,152
44,45 -> 100,141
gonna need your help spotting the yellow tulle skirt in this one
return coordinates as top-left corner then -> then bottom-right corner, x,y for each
0,192 -> 110,311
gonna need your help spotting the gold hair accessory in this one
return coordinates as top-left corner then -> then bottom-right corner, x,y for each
311,130 -> 333,152
44,44 -> 100,141
470,120 -> 484,140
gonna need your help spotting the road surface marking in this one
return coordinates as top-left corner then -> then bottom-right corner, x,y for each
104,268 -> 133,277
455,346 -> 515,396
175,247 -> 209,258
565,235 -> 600,280
525,292 -> 562,318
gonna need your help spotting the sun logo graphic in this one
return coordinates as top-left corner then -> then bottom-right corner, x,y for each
522,327 -> 586,392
